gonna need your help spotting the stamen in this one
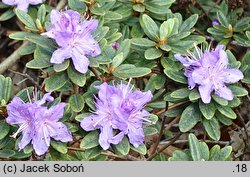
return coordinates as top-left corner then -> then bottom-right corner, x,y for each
26,90 -> 32,103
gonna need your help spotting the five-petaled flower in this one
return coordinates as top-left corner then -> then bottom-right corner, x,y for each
42,9 -> 101,74
175,45 -> 244,103
2,0 -> 43,12
6,92 -> 72,156
80,79 -> 153,150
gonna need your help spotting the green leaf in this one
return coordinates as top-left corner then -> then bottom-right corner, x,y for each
212,94 -> 228,106
203,118 -> 221,141
130,144 -> 147,155
216,105 -> 237,119
159,18 -> 175,39
0,149 -> 15,158
19,43 -> 36,56
144,127 -> 158,136
168,150 -> 192,161
199,101 -> 216,120
133,4 -> 145,13
170,88 -> 190,99
199,142 -> 210,161
37,4 -> 46,24
219,146 -> 232,160
228,85 -> 248,97
233,17 -> 250,32
112,52 -> 124,68
0,121 -> 10,140
180,14 -> 198,32
209,145 -> 221,161
145,48 -> 162,60
68,0 -> 86,12
15,9 -> 37,31
0,75 -> 13,102
0,9 -> 15,21
164,69 -> 187,84
189,89 -> 200,101
113,64 -> 151,79
25,35 -> 56,52
69,94 -> 85,112
44,72 -> 68,92
53,60 -> 70,72
188,133 -> 202,161
216,112 -> 233,126
113,136 -> 130,156
67,65 -> 86,87
75,113 -> 92,122
80,130 -> 99,149
51,140 -> 68,154
179,104 -> 201,132
131,38 -> 156,47
26,46 -> 52,69
141,14 -> 159,41
217,11 -> 229,27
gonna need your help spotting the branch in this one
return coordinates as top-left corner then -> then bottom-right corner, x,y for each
0,41 -> 29,74
146,133 -> 182,161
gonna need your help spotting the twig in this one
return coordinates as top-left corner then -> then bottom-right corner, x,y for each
160,139 -> 230,146
89,67 -> 103,81
146,133 -> 182,161
67,147 -> 141,161
165,116 -> 181,130
0,41 -> 29,74
155,101 -> 188,115
8,69 -> 40,88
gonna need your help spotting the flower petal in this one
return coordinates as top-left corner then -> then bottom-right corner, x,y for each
217,49 -> 228,67
127,125 -> 144,148
46,103 -> 66,121
80,115 -> 101,131
18,129 -> 33,150
201,51 -> 218,68
108,132 -> 125,145
32,126 -> 50,156
221,68 -> 244,83
214,83 -> 234,101
16,3 -> 29,12
198,83 -> 214,104
71,49 -> 90,74
78,19 -> 99,35
50,48 -> 71,64
99,125 -> 113,150
2,0 -> 16,5
78,35 -> 101,57
47,122 -> 73,142
192,68 -> 208,85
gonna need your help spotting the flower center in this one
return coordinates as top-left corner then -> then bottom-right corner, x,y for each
121,100 -> 135,113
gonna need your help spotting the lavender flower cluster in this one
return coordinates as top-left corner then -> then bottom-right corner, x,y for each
175,45 -> 244,103
6,93 -> 72,155
42,9 -> 101,74
81,80 -> 153,149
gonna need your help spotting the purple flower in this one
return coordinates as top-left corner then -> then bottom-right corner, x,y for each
80,80 -> 153,149
6,92 -> 72,155
212,18 -> 221,26
175,45 -> 244,103
112,42 -> 119,50
32,103 -> 72,155
2,0 -> 42,12
42,9 -> 101,74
